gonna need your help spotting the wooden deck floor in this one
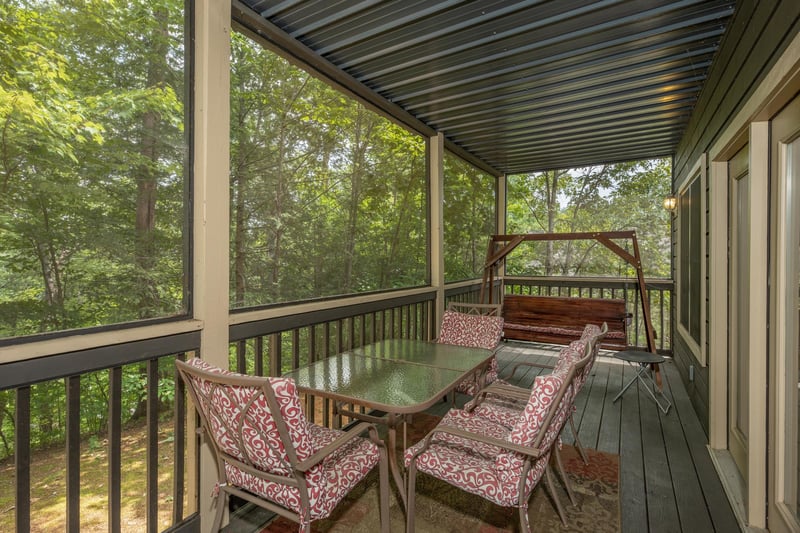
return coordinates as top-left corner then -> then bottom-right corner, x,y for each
482,341 -> 740,533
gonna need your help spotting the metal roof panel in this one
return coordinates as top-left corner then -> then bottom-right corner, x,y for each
237,0 -> 736,173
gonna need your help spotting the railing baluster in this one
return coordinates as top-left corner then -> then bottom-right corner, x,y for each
173,353 -> 186,524
269,332 -> 281,377
292,329 -> 300,371
67,375 -> 81,532
236,340 -> 247,374
254,336 -> 264,376
109,367 -> 122,533
15,386 -> 31,533
146,359 -> 158,533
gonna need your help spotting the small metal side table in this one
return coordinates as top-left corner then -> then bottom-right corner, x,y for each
612,349 -> 672,414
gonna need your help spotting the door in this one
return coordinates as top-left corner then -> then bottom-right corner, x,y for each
729,144 -> 750,479
769,95 -> 800,532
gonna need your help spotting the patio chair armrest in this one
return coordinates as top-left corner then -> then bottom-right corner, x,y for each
296,422 -> 382,472
507,361 -> 554,381
414,424 -> 544,460
466,382 -> 530,412
483,382 -> 530,399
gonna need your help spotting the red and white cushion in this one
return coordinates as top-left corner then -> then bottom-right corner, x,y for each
185,358 -> 314,476
437,310 -> 504,394
225,423 -> 379,523
184,358 -> 380,526
404,408 -> 548,508
437,310 -> 504,350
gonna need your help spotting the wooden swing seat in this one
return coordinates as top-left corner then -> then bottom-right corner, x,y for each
501,294 -> 630,350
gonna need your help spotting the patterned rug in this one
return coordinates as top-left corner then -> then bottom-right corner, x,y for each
261,413 -> 620,532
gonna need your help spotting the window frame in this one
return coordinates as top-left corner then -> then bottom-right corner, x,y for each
675,155 -> 707,365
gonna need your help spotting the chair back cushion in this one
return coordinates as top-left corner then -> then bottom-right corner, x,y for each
183,358 -> 313,477
579,322 -> 608,381
437,310 -> 504,350
493,365 -> 570,485
507,367 -> 570,449
580,323 -> 602,341
553,340 -> 585,374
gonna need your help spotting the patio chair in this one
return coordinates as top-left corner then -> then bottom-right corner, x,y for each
467,322 -> 608,465
404,351 -> 582,533
176,358 -> 391,533
462,327 -> 603,515
436,302 -> 504,396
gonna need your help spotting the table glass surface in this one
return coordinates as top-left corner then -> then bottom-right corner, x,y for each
350,338 -> 492,371
283,339 -> 492,413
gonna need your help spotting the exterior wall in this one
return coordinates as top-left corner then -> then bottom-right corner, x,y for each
672,1 -> 800,435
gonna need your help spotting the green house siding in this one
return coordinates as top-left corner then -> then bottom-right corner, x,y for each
672,1 -> 800,434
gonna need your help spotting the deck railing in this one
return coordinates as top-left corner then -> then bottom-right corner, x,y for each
0,333 -> 200,533
0,277 -> 670,532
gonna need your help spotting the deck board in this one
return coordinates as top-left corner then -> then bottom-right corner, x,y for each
663,359 -> 740,533
596,361 -> 623,455
658,364 -> 715,532
619,362 -> 649,532
575,362 -> 609,451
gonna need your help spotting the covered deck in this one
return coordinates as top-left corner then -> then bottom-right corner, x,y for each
6,1 -> 800,531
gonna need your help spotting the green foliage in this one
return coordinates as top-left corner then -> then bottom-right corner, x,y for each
0,0 -> 187,338
506,159 -> 671,278
229,32 -> 428,308
443,152 -> 497,281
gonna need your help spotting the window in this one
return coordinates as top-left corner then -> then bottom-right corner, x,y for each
676,158 -> 706,358
443,152 -> 496,282
0,1 -> 190,340
229,32 -> 427,308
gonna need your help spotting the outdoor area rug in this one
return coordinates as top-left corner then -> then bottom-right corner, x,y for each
261,412 -> 620,532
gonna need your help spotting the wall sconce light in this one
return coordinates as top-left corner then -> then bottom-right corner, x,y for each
663,195 -> 677,212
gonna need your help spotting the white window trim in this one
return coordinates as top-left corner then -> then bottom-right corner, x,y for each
675,154 -> 707,366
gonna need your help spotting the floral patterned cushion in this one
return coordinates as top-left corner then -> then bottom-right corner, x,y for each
437,310 -> 504,350
553,340 -> 585,374
185,358 -> 314,477
471,400 -> 523,428
226,423 -> 379,523
438,310 -> 504,394
508,365 -> 570,448
184,358 -> 380,526
580,323 -> 602,341
404,408 -> 548,508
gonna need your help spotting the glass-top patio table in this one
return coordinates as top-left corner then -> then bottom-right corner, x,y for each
283,338 -> 494,509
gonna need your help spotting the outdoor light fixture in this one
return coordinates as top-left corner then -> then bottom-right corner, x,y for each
663,195 -> 677,212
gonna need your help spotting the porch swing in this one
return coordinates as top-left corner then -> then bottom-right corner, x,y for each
479,230 -> 658,357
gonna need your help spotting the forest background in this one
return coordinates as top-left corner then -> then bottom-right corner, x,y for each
0,0 -> 670,466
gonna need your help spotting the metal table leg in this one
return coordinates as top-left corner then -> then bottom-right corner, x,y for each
613,362 -> 672,414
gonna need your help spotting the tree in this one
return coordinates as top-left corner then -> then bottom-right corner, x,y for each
506,159 -> 671,278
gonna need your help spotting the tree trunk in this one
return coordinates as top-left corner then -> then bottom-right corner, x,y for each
544,170 -> 562,276
134,9 -> 169,320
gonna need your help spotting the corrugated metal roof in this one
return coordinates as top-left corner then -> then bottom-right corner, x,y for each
235,0 -> 736,174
